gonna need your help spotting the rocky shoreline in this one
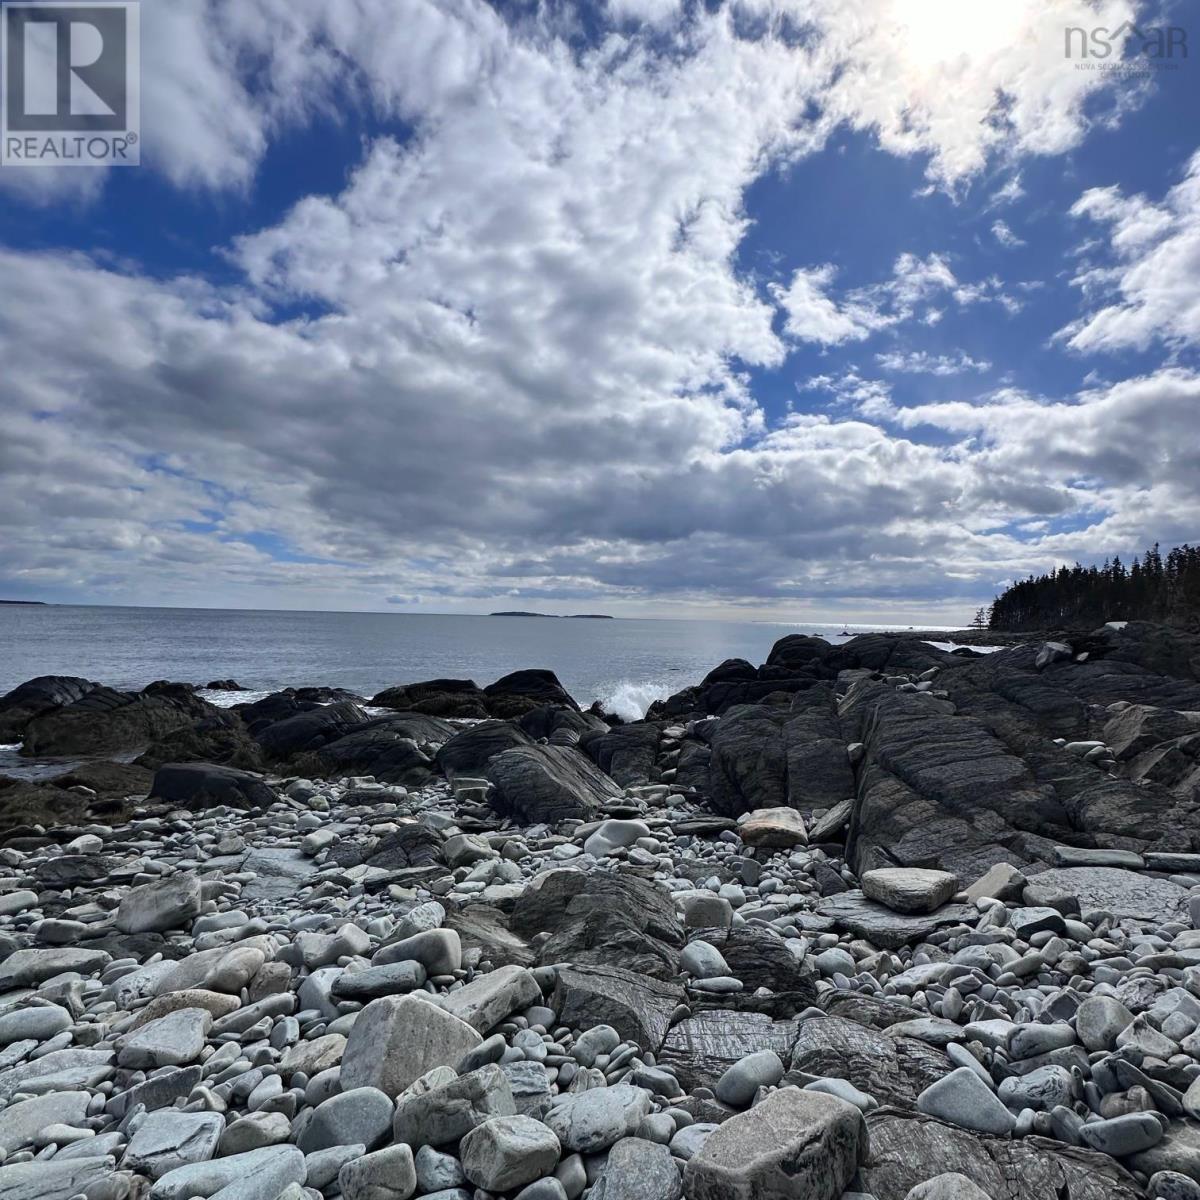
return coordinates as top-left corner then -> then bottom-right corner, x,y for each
0,620 -> 1198,1199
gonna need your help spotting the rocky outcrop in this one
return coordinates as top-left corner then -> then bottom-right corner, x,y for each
252,700 -> 369,759
510,870 -> 684,977
436,721 -> 534,778
487,743 -> 621,823
581,723 -> 661,786
20,683 -> 217,758
372,678 -> 491,718
706,685 -> 852,818
0,674 -> 98,741
484,669 -> 580,717
860,1110 -> 1144,1200
150,763 -> 276,810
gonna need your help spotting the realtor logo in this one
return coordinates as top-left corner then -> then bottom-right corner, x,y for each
2,1 -> 139,166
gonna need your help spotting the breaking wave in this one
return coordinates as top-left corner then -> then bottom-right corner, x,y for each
598,679 -> 675,721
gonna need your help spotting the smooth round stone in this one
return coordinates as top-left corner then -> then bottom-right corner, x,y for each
572,1026 -> 621,1068
374,929 -> 462,975
917,1069 -> 1015,1136
584,820 -> 651,858
902,1173 -> 992,1199
1078,1112 -> 1165,1157
515,1180 -> 569,1200
998,1065 -> 1074,1113
1007,1022 -> 1075,1061
690,977 -> 743,994
1149,1170 -> 1200,1200
714,1050 -> 784,1107
815,948 -> 856,977
803,1077 -> 877,1112
679,941 -> 729,979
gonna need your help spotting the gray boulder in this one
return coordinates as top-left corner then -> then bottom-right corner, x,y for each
340,994 -> 482,1095
487,743 -> 621,823
116,872 -> 202,934
684,1087 -> 867,1200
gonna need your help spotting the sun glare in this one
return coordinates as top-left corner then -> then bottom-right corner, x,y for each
891,0 -> 1028,69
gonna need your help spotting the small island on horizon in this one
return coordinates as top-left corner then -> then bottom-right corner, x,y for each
0,600 -> 46,606
490,610 -> 614,619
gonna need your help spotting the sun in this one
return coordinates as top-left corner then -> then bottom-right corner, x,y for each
890,0 -> 1029,69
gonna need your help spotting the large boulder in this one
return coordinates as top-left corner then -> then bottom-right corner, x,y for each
581,724 -> 661,787
687,925 -> 817,997
486,744 -> 621,824
551,963 -> 685,1053
48,760 -> 154,799
859,1110 -> 1144,1200
0,675 -> 97,740
788,1015 -> 951,1108
372,678 -> 491,718
117,873 -> 202,934
683,1087 -> 868,1200
135,711 -> 263,772
0,776 -> 102,837
660,1009 -> 801,1093
150,763 -> 276,811
315,719 -> 442,786
484,669 -> 580,717
510,870 -> 684,977
436,721 -> 534,778
253,700 -> 369,758
341,995 -> 482,1096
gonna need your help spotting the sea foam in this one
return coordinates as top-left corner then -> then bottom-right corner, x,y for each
598,679 -> 674,721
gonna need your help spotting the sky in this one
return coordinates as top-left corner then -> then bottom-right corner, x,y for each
1,0 -> 1198,624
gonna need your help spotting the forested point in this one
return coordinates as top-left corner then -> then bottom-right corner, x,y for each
989,543 -> 1200,632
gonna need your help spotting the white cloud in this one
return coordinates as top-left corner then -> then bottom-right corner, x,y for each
1061,151 -> 1200,352
991,219 -> 1026,248
772,266 -> 891,345
876,350 -> 992,375
989,172 -> 1026,208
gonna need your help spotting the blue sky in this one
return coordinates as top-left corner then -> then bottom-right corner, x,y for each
1,0 -> 1198,623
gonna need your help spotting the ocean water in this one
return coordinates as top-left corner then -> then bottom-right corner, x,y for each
0,604 -> 951,720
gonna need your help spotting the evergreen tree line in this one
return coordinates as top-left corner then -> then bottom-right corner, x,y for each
989,543 -> 1200,632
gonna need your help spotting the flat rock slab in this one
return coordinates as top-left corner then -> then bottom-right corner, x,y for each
236,847 -> 318,903
815,892 -> 976,950
788,1016 -> 950,1109
1024,866 -> 1188,922
660,1010 -> 800,1093
859,1109 -> 1144,1200
0,1156 -> 124,1200
551,963 -> 684,1053
0,947 -> 111,989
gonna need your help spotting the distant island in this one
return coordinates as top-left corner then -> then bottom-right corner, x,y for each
490,610 -> 614,619
0,600 -> 46,606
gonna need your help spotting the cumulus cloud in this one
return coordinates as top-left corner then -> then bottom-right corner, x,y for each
1060,151 -> 1200,353
772,266 -> 891,345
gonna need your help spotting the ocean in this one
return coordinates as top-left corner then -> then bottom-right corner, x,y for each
0,604 -> 951,720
